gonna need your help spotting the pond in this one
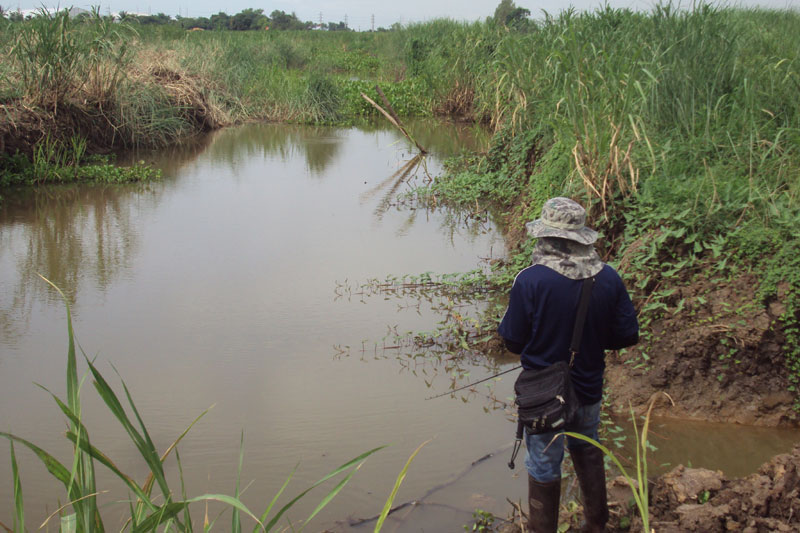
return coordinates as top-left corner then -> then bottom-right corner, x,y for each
1,120 -> 798,531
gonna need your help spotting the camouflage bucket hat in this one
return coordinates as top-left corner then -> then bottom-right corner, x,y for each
525,197 -> 598,245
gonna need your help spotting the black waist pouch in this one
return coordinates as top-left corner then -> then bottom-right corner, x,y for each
514,361 -> 579,434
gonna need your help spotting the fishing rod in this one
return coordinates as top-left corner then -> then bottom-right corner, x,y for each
425,364 -> 522,400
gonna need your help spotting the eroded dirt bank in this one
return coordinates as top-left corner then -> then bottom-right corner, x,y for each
496,445 -> 800,532
603,272 -> 798,427
608,443 -> 800,532
0,59 -> 227,160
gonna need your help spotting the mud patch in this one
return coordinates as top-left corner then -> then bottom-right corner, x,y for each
605,273 -> 798,427
498,445 -> 800,532
626,443 -> 800,532
0,101 -> 118,158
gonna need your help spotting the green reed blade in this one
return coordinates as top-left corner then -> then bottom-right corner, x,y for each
175,448 -> 193,533
35,384 -> 102,530
136,495 -> 261,532
262,446 -> 386,532
233,431 -> 245,533
37,275 -> 80,420
299,465 -> 361,531
10,441 -> 24,533
254,463 -> 297,530
135,406 -> 212,522
65,431 -> 153,508
374,440 -> 428,532
84,357 -> 171,501
0,432 -> 72,489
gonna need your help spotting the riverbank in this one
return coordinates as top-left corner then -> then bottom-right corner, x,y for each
403,5 -> 800,429
498,444 -> 800,532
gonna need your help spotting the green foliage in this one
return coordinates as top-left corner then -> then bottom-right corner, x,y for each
464,509 -> 495,531
759,240 -> 800,402
306,71 -> 342,122
8,8 -> 136,108
268,10 -> 307,31
493,0 -> 532,30
230,8 -> 268,31
340,78 -> 432,118
272,38 -> 309,69
10,9 -> 85,108
0,136 -> 160,188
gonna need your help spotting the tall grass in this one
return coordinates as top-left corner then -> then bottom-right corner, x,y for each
406,4 -> 800,223
1,277 -> 386,531
9,9 -> 135,111
563,394 -> 674,533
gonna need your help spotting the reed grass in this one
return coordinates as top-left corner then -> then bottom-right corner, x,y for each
562,394 -> 674,533
405,4 -> 799,223
8,9 -> 135,111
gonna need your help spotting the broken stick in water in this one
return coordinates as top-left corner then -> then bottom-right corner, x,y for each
360,89 -> 428,155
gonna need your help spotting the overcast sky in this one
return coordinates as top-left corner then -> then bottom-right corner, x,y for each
7,0 -> 799,30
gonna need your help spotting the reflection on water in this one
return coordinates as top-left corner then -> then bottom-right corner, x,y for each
0,185 -> 147,343
122,118 -> 489,179
2,120 -> 490,349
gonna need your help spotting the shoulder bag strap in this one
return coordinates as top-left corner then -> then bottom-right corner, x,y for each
569,277 -> 595,368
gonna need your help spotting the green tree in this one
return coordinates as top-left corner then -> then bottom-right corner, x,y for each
230,8 -> 266,30
506,7 -> 531,29
209,11 -> 230,30
493,0 -> 515,24
327,21 -> 349,31
269,10 -> 305,30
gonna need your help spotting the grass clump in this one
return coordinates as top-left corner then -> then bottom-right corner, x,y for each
0,135 -> 159,188
9,8 -> 135,111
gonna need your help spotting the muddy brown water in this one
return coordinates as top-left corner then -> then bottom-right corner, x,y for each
1,121 -> 798,531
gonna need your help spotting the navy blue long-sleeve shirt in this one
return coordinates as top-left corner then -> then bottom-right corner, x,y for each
498,264 -> 639,404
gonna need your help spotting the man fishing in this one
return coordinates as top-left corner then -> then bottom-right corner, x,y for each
499,197 -> 639,533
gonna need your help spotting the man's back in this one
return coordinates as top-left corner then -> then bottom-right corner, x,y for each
499,263 -> 638,403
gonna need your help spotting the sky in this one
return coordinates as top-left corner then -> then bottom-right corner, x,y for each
5,0 -> 799,30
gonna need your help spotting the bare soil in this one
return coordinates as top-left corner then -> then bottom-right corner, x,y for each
495,445 -> 800,532
608,443 -> 800,532
604,272 -> 798,427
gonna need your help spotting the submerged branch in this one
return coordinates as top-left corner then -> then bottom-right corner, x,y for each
360,91 -> 428,155
345,445 -> 508,527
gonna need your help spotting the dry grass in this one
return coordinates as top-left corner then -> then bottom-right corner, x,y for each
131,49 -> 231,130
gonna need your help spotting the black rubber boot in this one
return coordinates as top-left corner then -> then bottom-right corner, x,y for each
527,475 -> 561,533
569,445 -> 609,533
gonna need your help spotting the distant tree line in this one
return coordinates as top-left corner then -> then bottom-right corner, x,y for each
118,8 -> 353,31
0,6 -> 360,31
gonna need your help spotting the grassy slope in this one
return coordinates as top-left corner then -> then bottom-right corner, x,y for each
412,5 -> 800,421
